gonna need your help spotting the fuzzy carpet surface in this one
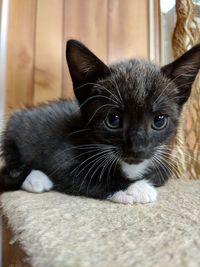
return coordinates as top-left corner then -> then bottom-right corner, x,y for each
1,179 -> 200,267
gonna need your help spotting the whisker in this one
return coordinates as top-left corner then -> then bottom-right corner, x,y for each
151,157 -> 166,185
78,152 -> 110,193
99,152 -> 114,182
79,95 -> 119,109
72,149 -> 111,176
152,154 -> 171,180
86,104 -> 117,125
86,152 -> 113,195
154,152 -> 180,179
48,146 -> 111,168
105,153 -> 118,185
106,74 -> 123,103
74,82 -> 122,105
68,128 -> 90,136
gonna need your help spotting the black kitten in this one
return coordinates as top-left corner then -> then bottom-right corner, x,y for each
0,40 -> 199,204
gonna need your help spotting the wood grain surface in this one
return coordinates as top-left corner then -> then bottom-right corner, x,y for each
62,0 -> 108,98
5,0 -> 150,109
5,0 -> 37,113
33,0 -> 64,104
108,0 -> 149,62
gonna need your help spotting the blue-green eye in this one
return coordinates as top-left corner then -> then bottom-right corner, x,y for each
152,115 -> 168,130
105,113 -> 122,129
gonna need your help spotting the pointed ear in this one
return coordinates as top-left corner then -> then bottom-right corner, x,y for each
161,43 -> 200,105
66,40 -> 110,103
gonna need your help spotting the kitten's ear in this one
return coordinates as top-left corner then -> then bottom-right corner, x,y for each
66,40 -> 109,103
161,43 -> 200,105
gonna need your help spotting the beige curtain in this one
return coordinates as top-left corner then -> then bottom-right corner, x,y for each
172,0 -> 200,179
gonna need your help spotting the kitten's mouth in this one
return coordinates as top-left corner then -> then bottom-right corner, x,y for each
123,157 -> 144,164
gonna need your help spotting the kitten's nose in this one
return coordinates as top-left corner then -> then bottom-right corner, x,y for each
126,134 -> 147,157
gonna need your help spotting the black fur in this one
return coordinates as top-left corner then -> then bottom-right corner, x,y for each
0,40 -> 199,199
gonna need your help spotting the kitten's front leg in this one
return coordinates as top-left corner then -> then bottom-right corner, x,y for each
108,179 -> 157,204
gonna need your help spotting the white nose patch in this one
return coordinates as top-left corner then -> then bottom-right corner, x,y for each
21,170 -> 53,193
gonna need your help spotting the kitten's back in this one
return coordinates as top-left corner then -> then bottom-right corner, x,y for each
3,100 -> 80,162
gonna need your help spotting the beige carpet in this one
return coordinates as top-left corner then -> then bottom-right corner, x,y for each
1,179 -> 200,267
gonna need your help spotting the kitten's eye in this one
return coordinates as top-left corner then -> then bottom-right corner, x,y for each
152,115 -> 168,130
105,113 -> 122,129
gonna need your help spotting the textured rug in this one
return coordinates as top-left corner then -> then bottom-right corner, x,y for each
1,179 -> 200,267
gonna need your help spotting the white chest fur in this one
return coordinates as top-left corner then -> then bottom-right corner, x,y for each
121,160 -> 150,180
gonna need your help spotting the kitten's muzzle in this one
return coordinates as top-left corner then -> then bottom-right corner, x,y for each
126,131 -> 148,152
124,142 -> 149,164
123,151 -> 147,164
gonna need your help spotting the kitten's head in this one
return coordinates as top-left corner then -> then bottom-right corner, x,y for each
66,40 -> 200,164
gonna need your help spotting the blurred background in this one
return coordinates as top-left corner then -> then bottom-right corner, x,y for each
0,0 -> 173,115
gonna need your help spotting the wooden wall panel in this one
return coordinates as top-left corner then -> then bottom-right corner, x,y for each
5,0 -> 36,113
33,0 -> 64,104
5,0 -> 151,109
108,0 -> 149,63
63,0 -> 108,98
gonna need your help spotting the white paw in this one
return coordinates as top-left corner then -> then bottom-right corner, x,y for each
108,191 -> 134,204
126,180 -> 157,203
108,180 -> 157,204
21,170 -> 53,193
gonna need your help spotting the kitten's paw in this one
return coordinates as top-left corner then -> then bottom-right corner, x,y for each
108,180 -> 157,204
108,191 -> 134,204
126,180 -> 157,203
21,170 -> 53,193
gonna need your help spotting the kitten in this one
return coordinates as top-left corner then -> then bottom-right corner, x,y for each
0,40 -> 199,204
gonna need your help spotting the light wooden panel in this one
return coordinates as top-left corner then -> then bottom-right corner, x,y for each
5,0 -> 151,108
33,0 -> 64,104
5,0 -> 36,113
108,0 -> 149,63
63,0 -> 108,98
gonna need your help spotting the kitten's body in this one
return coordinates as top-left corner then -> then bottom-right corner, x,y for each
1,98 -> 157,199
1,40 -> 200,203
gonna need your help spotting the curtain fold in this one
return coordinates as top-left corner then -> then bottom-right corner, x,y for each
172,0 -> 200,179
